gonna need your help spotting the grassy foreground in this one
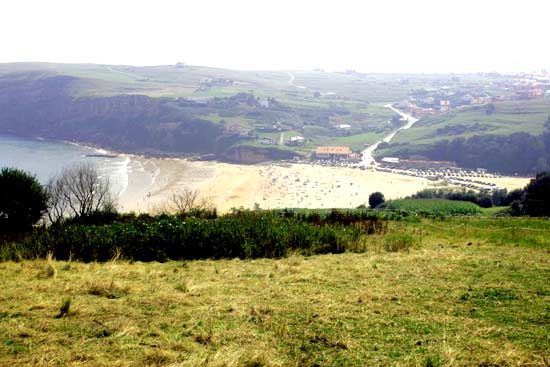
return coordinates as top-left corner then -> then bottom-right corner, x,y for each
1,219 -> 549,366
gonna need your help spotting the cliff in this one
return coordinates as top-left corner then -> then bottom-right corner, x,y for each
0,73 -> 232,157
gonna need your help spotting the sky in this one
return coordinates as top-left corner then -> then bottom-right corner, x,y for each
1,0 -> 549,73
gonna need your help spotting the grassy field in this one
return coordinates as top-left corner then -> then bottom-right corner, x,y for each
389,99 -> 550,146
1,217 -> 548,366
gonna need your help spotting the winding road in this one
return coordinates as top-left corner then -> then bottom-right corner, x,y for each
359,105 -> 419,167
286,72 -> 308,90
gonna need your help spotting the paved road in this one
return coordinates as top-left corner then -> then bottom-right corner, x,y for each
359,105 -> 419,167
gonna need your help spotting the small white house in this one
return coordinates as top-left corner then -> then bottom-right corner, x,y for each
287,136 -> 305,146
381,157 -> 400,164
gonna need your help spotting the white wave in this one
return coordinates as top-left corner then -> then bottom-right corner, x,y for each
115,156 -> 131,198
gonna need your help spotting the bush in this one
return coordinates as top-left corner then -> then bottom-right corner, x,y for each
5,210 -> 390,262
369,192 -> 385,209
0,167 -> 49,233
384,199 -> 482,217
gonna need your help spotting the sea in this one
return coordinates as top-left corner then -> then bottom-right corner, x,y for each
0,133 -> 132,197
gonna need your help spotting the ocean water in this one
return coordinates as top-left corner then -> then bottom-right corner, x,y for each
0,133 -> 131,197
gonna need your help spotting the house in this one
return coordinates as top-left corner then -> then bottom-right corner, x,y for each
528,88 -> 544,98
409,104 -> 436,117
258,138 -> 277,145
314,146 -> 352,160
287,136 -> 305,146
440,100 -> 451,112
335,124 -> 351,130
381,157 -> 400,164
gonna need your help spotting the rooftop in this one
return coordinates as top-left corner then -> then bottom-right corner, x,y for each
315,146 -> 352,155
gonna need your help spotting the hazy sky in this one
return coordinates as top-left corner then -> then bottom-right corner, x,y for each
2,0 -> 548,73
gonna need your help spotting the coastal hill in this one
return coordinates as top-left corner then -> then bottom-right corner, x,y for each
0,63 -> 410,162
1,62 -> 549,171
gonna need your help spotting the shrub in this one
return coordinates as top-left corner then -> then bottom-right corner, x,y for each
369,192 -> 385,209
5,210 -> 388,262
384,199 -> 482,217
0,167 -> 49,233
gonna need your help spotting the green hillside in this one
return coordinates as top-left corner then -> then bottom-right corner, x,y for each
390,99 -> 550,146
377,99 -> 550,174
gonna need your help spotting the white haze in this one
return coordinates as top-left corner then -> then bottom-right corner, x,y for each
1,0 -> 548,73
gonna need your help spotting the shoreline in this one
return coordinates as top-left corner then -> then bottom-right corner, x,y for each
115,155 -> 531,214
0,132 -> 532,213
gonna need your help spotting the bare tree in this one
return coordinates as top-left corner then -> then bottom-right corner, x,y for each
47,163 -> 116,222
154,188 -> 213,216
168,188 -> 200,214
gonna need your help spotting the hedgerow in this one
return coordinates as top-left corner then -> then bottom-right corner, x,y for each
1,210 -> 387,262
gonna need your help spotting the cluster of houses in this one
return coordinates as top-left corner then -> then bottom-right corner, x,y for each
399,72 -> 550,117
198,78 -> 234,89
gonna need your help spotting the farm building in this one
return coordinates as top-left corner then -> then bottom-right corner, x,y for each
287,136 -> 305,146
258,137 -> 277,145
314,146 -> 353,160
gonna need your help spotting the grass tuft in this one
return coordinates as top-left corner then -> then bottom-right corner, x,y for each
87,279 -> 129,299
38,252 -> 57,278
383,233 -> 416,252
55,297 -> 71,319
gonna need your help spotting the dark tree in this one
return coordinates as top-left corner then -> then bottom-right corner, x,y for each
0,167 -> 49,232
485,103 -> 496,115
503,188 -> 525,206
522,171 -> 550,217
509,200 -> 523,216
369,192 -> 385,209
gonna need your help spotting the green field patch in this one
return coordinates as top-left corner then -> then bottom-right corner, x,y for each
384,198 -> 482,217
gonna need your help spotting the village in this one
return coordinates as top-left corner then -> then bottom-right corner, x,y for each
397,70 -> 550,118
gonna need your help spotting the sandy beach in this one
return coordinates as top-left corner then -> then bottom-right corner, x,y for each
116,156 -> 531,213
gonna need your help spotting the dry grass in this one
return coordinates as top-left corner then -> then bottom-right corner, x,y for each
0,236 -> 548,366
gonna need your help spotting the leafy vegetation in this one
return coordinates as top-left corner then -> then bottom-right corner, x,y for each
383,198 -> 482,217
409,188 -> 496,208
0,210 -> 389,262
0,167 -> 48,233
369,191 -> 385,208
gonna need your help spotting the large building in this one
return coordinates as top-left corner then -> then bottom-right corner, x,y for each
314,146 -> 353,160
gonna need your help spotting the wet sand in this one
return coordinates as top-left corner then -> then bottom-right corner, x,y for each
117,157 -> 530,213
